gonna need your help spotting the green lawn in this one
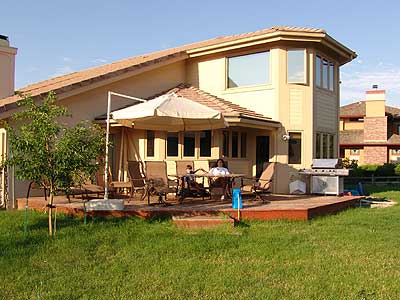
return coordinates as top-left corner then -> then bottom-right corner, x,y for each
1,187 -> 400,300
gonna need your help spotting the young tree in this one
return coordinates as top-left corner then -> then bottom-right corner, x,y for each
5,92 -> 105,236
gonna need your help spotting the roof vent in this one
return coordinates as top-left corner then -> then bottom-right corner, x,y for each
372,84 -> 378,89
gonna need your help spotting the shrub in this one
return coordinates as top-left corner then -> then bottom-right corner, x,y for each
375,163 -> 396,176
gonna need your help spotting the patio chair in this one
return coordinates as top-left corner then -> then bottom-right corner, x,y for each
127,160 -> 147,202
145,161 -> 177,205
241,162 -> 275,202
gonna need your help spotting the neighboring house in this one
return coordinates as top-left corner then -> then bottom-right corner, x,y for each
340,89 -> 400,165
0,26 -> 356,206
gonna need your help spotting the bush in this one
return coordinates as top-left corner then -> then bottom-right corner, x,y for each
349,163 -> 398,177
376,163 -> 396,176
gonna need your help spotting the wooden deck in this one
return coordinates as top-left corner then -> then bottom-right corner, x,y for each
17,193 -> 362,221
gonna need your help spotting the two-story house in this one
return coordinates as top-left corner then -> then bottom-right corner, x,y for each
0,27 -> 356,206
340,89 -> 400,164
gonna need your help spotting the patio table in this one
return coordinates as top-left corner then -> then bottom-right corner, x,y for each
170,173 -> 246,201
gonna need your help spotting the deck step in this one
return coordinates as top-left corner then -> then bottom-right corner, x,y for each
172,215 -> 235,228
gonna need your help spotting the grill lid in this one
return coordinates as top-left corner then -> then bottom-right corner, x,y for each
311,159 -> 342,169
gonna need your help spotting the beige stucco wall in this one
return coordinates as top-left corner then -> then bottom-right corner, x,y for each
343,121 -> 364,130
0,44 -> 17,99
365,100 -> 385,117
186,48 -> 278,119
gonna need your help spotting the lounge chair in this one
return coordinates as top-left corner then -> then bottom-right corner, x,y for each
241,162 -> 275,202
145,161 -> 177,205
127,160 -> 147,201
81,169 -> 115,199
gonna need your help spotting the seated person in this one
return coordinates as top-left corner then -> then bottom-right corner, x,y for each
208,158 -> 231,200
183,165 -> 208,196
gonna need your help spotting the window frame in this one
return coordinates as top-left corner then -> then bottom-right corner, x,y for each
199,130 -> 212,158
288,131 -> 302,165
182,131 -> 196,158
226,50 -> 271,89
166,132 -> 180,158
315,132 -> 336,159
315,53 -> 336,92
146,130 -> 155,158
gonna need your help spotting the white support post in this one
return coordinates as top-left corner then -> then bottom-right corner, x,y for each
103,91 -> 146,200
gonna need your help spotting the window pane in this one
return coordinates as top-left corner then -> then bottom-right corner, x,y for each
288,132 -> 302,164
329,63 -> 334,91
329,134 -> 334,158
222,131 -> 229,157
315,56 -> 321,87
183,131 -> 195,157
228,51 -> 270,88
241,132 -> 247,158
288,50 -> 305,83
200,130 -> 211,157
316,133 -> 321,159
146,130 -> 155,157
322,59 -> 329,89
232,131 -> 239,158
167,132 -> 178,156
322,134 -> 328,158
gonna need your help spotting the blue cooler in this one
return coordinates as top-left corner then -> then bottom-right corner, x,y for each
232,188 -> 243,209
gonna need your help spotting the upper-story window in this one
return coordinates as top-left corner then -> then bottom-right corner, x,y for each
287,49 -> 306,83
315,55 -> 335,91
227,51 -> 270,88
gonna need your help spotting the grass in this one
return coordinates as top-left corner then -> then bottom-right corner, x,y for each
1,187 -> 400,299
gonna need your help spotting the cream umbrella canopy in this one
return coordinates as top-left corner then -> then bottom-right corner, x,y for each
111,93 -> 227,131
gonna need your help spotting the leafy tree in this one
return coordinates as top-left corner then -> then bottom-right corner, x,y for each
5,92 -> 105,236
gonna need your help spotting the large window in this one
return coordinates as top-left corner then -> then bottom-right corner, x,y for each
183,131 -> 195,157
288,132 -> 302,164
315,55 -> 335,91
227,51 -> 270,88
287,49 -> 305,83
316,132 -> 321,158
167,132 -> 179,157
315,56 -> 322,87
200,130 -> 211,157
322,59 -> 329,89
329,63 -> 334,91
146,130 -> 155,157
315,133 -> 335,159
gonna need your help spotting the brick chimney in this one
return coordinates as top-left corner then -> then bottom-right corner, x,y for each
0,35 -> 17,99
363,89 -> 387,164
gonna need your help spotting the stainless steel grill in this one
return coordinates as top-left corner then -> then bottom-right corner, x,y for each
299,159 -> 349,195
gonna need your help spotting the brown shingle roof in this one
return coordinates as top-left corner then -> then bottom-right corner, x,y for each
340,130 -> 364,144
340,130 -> 400,145
0,26 -> 354,111
150,84 -> 277,122
340,101 -> 400,117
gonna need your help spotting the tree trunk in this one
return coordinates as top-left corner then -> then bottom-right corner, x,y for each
48,189 -> 54,236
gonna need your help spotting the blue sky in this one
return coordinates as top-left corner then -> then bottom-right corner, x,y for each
2,0 -> 400,106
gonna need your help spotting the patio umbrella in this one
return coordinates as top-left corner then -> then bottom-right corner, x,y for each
111,93 -> 227,131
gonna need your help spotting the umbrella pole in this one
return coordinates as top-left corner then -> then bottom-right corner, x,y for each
104,91 -> 112,200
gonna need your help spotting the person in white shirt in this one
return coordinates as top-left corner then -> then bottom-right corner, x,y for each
209,158 -> 230,200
